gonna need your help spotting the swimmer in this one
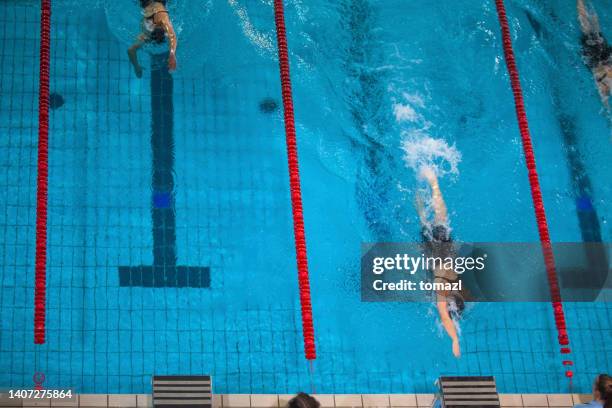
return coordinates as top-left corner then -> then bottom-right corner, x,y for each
577,0 -> 611,109
128,0 -> 177,77
415,166 -> 465,358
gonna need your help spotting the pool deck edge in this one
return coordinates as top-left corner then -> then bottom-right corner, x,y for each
0,392 -> 593,407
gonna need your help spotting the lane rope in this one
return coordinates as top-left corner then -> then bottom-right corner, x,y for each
273,0 -> 316,361
494,0 -> 573,383
35,0 -> 51,345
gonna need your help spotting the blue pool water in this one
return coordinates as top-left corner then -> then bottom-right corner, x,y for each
0,0 -> 611,395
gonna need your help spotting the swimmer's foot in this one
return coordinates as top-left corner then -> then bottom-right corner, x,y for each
134,65 -> 143,78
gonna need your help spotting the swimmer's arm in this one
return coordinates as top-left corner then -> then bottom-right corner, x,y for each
158,13 -> 177,55
577,0 -> 591,33
577,0 -> 601,34
590,7 -> 601,33
437,296 -> 460,357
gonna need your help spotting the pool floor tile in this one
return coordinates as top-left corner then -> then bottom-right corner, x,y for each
547,394 -> 573,407
135,394 -> 151,408
334,394 -> 363,407
49,395 -> 78,407
362,394 -> 390,407
0,393 -> 22,407
312,395 -> 335,408
277,395 -> 295,407
223,394 -> 250,408
572,394 -> 592,404
520,395 -> 548,407
250,394 -> 279,407
389,394 -> 417,407
499,394 -> 523,407
78,395 -> 108,407
415,395 -> 434,407
21,400 -> 50,407
108,394 -> 136,407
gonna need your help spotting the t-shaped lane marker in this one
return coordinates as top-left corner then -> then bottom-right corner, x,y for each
119,53 -> 210,288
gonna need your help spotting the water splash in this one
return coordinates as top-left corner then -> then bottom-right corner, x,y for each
392,91 -> 461,178
226,0 -> 313,71
227,0 -> 275,56
393,103 -> 418,123
400,132 -> 462,177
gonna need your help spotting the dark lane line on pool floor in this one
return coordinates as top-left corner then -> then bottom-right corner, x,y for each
524,6 -> 608,292
118,53 -> 210,288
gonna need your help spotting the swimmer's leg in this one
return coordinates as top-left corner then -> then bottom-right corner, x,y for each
437,293 -> 460,357
419,166 -> 448,225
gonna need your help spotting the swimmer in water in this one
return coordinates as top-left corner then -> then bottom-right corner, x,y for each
415,166 -> 465,358
577,0 -> 611,109
128,0 -> 177,77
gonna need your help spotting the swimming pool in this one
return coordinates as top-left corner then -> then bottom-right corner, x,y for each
0,0 -> 610,395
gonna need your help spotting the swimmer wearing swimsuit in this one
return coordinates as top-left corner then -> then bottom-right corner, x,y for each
422,224 -> 466,320
415,166 -> 462,358
128,0 -> 177,77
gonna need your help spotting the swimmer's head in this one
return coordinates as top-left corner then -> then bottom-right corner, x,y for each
432,225 -> 451,242
288,393 -> 320,408
150,27 -> 166,44
447,293 -> 465,319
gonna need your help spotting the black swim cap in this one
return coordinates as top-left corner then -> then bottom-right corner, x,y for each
432,225 -> 451,242
151,27 -> 166,44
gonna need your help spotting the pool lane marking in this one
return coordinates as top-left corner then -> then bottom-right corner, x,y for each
273,0 -> 317,361
522,5 -> 607,292
494,0 -> 573,382
34,0 -> 51,345
118,53 -> 210,288
554,112 -> 608,292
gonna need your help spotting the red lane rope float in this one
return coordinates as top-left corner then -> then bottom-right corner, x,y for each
34,0 -> 51,345
494,0 -> 573,381
273,0 -> 316,360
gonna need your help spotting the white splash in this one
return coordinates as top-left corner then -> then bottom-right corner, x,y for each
392,90 -> 429,125
401,132 -> 462,177
403,92 -> 425,108
228,0 -> 275,55
393,103 -> 418,123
